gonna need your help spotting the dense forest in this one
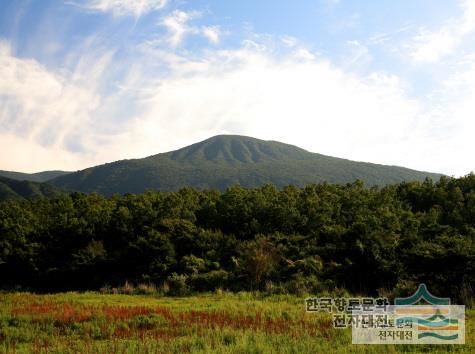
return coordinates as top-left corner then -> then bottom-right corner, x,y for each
1,174 -> 474,303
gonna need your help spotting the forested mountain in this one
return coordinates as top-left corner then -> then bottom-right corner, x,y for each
50,135 -> 443,195
0,176 -> 63,200
0,170 -> 70,182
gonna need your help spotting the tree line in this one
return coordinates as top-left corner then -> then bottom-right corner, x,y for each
1,175 -> 474,302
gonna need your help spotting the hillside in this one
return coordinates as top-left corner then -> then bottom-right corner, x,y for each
0,170 -> 71,183
0,176 -> 64,200
48,135 -> 443,195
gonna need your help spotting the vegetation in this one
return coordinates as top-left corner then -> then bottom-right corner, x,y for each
0,292 -> 473,353
1,161 -> 473,353
48,135 -> 443,195
1,174 -> 474,304
0,176 -> 64,201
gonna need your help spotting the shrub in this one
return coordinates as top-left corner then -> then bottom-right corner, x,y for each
167,273 -> 189,296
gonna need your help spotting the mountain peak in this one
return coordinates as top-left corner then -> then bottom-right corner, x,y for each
165,134 -> 308,164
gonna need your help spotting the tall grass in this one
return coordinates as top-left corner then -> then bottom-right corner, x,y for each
0,291 -> 473,353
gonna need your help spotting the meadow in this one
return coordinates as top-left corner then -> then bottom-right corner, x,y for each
0,291 -> 473,354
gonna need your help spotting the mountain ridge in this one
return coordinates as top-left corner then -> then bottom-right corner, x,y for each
0,170 -> 71,183
48,135 -> 444,195
0,175 -> 64,200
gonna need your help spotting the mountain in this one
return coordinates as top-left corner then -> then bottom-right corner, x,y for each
0,170 -> 71,183
48,135 -> 443,195
0,176 -> 64,201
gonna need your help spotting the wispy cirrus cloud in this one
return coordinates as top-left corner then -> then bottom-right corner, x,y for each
73,0 -> 168,18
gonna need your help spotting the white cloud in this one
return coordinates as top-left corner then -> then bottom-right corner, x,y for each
0,40 -> 138,172
202,26 -> 221,44
0,41 -> 101,171
77,0 -> 167,17
409,0 -> 475,63
161,10 -> 198,46
160,11 -> 221,46
411,27 -> 459,63
420,54 -> 475,175
0,41 -> 98,143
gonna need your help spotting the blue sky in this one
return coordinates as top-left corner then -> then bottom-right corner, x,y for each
0,0 -> 474,176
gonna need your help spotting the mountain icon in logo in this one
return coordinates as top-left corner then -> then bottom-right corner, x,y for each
395,284 -> 450,306
395,284 -> 459,341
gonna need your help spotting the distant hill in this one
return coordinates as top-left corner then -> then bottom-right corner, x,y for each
49,135 -> 443,195
0,170 -> 70,183
0,176 -> 64,201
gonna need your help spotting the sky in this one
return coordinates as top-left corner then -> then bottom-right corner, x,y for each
0,0 -> 474,176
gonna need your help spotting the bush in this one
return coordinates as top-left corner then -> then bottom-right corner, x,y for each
167,273 -> 190,296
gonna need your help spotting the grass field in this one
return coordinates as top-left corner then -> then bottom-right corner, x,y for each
0,291 -> 473,353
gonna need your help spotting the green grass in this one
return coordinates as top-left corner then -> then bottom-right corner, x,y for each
0,292 -> 473,353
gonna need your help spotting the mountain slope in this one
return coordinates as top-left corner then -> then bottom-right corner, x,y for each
0,176 -> 64,201
0,170 -> 71,183
49,135 -> 443,195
